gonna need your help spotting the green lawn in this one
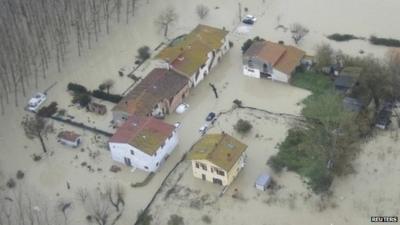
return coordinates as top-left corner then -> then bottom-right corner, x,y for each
292,71 -> 333,95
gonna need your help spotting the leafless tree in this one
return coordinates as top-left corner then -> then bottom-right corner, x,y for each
0,187 -> 68,225
290,23 -> 309,45
196,4 -> 209,19
21,115 -> 54,153
155,7 -> 178,37
100,79 -> 115,94
78,185 -> 125,225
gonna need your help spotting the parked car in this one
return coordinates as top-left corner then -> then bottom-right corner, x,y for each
176,103 -> 190,114
206,112 -> 216,122
174,122 -> 181,129
28,93 -> 47,112
199,124 -> 209,134
242,15 -> 257,25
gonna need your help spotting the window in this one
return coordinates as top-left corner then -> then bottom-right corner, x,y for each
195,162 -> 200,168
214,167 -> 225,176
160,142 -> 165,148
156,162 -> 159,167
168,133 -> 173,140
195,71 -> 200,81
130,150 -> 134,155
144,166 -> 149,170
200,163 -> 207,171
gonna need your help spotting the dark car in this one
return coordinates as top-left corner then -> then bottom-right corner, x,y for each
242,15 -> 257,25
206,112 -> 216,122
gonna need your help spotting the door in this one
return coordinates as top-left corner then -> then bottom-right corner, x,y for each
202,174 -> 206,180
213,178 -> 223,185
124,157 -> 132,166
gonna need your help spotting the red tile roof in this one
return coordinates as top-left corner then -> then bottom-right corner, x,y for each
57,131 -> 80,142
245,41 -> 306,75
112,68 -> 188,116
109,115 -> 175,155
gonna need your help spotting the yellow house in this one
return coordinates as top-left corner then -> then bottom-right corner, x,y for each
187,132 -> 247,186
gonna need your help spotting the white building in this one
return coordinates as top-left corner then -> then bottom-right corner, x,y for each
108,115 -> 178,172
156,24 -> 230,88
242,40 -> 305,83
57,131 -> 81,148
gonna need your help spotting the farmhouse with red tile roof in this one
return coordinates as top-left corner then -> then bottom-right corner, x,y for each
109,115 -> 178,172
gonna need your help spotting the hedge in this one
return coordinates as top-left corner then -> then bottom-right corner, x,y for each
92,90 -> 122,103
67,83 -> 88,93
369,35 -> 400,47
327,33 -> 358,42
37,102 -> 58,117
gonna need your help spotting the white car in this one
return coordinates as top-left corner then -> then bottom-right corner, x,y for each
174,122 -> 181,129
199,124 -> 209,134
175,103 -> 190,114
28,93 -> 47,112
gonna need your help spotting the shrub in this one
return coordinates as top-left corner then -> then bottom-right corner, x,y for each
234,119 -> 252,134
32,154 -> 42,161
37,102 -> 58,117
136,210 -> 153,225
6,178 -> 16,188
369,35 -> 400,47
57,109 -> 66,117
327,33 -> 358,42
196,4 -> 209,19
67,83 -> 88,94
267,155 -> 285,173
201,215 -> 212,224
233,99 -> 243,108
72,93 -> 91,107
168,214 -> 184,225
92,90 -> 122,103
16,170 -> 25,179
137,46 -> 151,62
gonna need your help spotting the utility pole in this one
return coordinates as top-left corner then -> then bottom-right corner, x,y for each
238,2 -> 242,22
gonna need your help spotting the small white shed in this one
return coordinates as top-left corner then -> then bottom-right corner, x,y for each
57,131 -> 81,148
255,173 -> 271,191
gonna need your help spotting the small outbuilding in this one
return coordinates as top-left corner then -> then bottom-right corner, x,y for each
57,131 -> 81,147
255,173 -> 271,191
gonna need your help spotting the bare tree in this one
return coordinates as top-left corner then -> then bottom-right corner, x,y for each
79,185 -> 125,225
0,187 -> 68,225
196,4 -> 209,19
290,23 -> 309,45
21,115 -> 54,153
99,79 -> 115,94
155,7 -> 178,38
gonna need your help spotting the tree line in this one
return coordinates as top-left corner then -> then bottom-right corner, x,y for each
0,0 -> 141,114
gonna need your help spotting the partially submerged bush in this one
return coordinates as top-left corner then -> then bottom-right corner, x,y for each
136,210 -> 153,225
167,214 -> 184,225
201,215 -> 212,224
369,35 -> 400,47
67,83 -> 88,94
234,119 -> 252,134
37,102 -> 58,117
327,33 -> 359,42
72,93 -> 91,107
16,170 -> 25,179
196,4 -> 209,19
6,178 -> 16,188
92,90 -> 122,103
137,46 -> 151,62
32,154 -> 42,161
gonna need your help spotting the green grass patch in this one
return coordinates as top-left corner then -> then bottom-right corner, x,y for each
269,72 -> 336,193
292,71 -> 333,95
